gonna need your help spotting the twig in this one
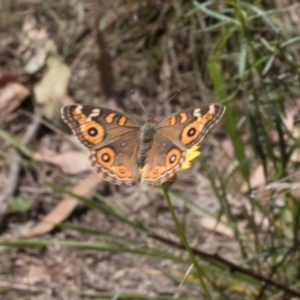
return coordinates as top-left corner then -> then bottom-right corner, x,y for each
0,114 -> 41,225
0,151 -> 21,218
148,232 -> 300,298
256,245 -> 297,299
0,279 -> 44,293
162,183 -> 213,299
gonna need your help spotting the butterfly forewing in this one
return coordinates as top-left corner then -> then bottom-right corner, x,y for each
157,104 -> 225,148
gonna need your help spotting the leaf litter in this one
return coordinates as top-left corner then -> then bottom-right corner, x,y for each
33,149 -> 91,175
0,4 -> 247,300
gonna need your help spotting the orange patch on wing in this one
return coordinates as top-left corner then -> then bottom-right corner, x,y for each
170,116 -> 176,126
82,122 -> 105,144
200,107 -> 217,123
96,147 -> 115,168
180,113 -> 188,123
201,113 -> 214,123
165,148 -> 181,169
118,116 -> 127,125
105,113 -> 116,123
72,109 -> 88,124
180,122 -> 201,145
113,165 -> 133,178
72,109 -> 105,144
144,166 -> 165,179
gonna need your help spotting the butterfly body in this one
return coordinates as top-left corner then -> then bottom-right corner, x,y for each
61,104 -> 225,186
138,121 -> 157,167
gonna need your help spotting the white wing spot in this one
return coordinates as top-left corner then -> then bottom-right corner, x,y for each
193,108 -> 201,120
75,105 -> 83,114
87,108 -> 101,121
208,105 -> 216,114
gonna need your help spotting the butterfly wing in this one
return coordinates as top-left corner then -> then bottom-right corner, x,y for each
141,134 -> 187,185
158,104 -> 225,148
61,105 -> 142,185
141,104 -> 225,185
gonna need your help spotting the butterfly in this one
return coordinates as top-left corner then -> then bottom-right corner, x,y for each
61,104 -> 225,186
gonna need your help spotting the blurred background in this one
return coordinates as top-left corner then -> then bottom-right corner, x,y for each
1,0 -> 300,299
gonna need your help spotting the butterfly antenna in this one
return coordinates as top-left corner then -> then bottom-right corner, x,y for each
160,89 -> 181,112
131,90 -> 148,115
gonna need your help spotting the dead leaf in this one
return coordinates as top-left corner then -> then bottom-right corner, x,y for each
291,149 -> 300,162
270,105 -> 300,143
220,139 -> 234,158
23,173 -> 103,237
20,266 -> 48,285
241,164 -> 266,192
281,106 -> 300,139
34,54 -> 72,123
0,280 -> 44,293
33,149 -> 91,174
0,83 -> 30,118
0,74 -> 18,88
199,216 -> 234,238
19,18 -> 73,124
20,18 -> 50,74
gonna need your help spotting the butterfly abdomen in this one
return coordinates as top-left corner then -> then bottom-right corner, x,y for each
138,121 -> 157,167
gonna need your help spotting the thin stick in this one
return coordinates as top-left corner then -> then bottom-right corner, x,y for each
130,89 -> 147,115
0,114 -> 41,224
162,183 -> 213,299
148,231 -> 300,297
160,89 -> 181,111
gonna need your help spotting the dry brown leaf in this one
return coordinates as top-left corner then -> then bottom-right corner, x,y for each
34,54 -> 72,123
281,107 -> 294,131
290,149 -> 300,162
199,217 -> 234,238
20,266 -> 48,285
220,139 -> 234,158
0,83 -> 30,117
0,280 -> 44,293
281,106 -> 300,139
0,74 -> 18,88
23,173 -> 103,237
19,18 -> 73,124
241,164 -> 266,192
270,105 -> 300,143
33,149 -> 91,174
20,18 -> 49,74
